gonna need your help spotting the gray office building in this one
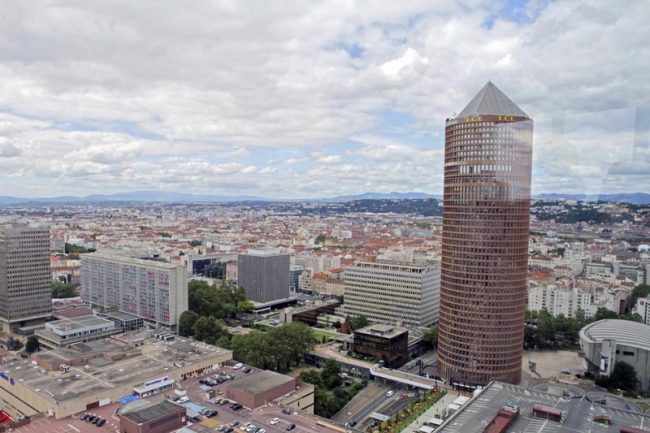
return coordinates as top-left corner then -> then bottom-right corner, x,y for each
0,224 -> 52,331
238,250 -> 290,303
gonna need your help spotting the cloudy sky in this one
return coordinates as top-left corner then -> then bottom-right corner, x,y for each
0,0 -> 649,199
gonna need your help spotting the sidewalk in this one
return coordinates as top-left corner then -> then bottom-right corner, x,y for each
401,392 -> 459,433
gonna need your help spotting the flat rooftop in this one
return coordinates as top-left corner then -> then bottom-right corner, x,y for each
47,315 -> 114,332
100,311 -> 142,321
436,381 -> 650,433
121,400 -> 184,423
227,370 -> 294,395
355,324 -> 407,338
82,252 -> 181,269
1,336 -> 231,403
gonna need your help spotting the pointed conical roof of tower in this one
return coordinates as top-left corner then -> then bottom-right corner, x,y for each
457,81 -> 528,118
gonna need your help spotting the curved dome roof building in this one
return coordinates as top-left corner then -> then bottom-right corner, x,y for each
580,319 -> 650,391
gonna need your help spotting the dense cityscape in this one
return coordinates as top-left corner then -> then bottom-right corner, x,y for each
2,2 -> 650,433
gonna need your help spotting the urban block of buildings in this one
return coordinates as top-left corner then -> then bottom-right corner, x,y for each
0,332 -> 232,419
0,224 -> 52,332
80,252 -> 188,328
352,324 -> 409,368
238,249 -> 290,303
343,261 -> 440,327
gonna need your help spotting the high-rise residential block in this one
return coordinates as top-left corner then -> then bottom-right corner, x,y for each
343,261 -> 440,327
437,82 -> 533,386
80,253 -> 188,328
0,224 -> 52,331
237,249 -> 290,303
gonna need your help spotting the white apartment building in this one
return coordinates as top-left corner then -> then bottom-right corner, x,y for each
80,253 -> 187,328
527,280 -> 627,319
343,260 -> 440,327
636,296 -> 650,325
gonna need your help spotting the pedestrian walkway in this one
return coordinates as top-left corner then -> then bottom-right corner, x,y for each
401,392 -> 459,433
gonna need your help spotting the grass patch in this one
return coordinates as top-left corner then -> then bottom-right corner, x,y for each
312,328 -> 338,342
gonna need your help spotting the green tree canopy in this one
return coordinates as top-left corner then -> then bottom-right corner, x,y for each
424,325 -> 438,348
188,280 -> 249,319
231,322 -> 316,373
350,315 -> 369,331
178,310 -> 199,337
25,336 -> 40,353
628,284 -> 650,311
51,281 -> 77,298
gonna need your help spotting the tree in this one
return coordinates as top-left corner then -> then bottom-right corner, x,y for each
231,323 -> 316,373
350,315 -> 369,331
628,284 -> 650,311
51,281 -> 77,298
321,359 -> 342,389
424,325 -> 438,348
609,361 -> 638,391
189,240 -> 202,247
594,307 -> 618,321
178,310 -> 199,337
25,336 -> 39,353
315,234 -> 327,244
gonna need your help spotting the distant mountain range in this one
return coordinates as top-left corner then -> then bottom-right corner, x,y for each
533,192 -> 650,205
1,191 -> 649,205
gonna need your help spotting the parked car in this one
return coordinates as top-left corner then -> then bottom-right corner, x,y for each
80,413 -> 88,421
218,425 -> 227,431
92,417 -> 102,425
86,415 -> 97,422
178,396 -> 190,403
270,418 -> 280,425
348,421 -> 357,427
286,424 -> 296,431
230,420 -> 240,427
96,419 -> 106,427
225,428 -> 234,433
282,407 -> 292,415
258,429 -> 266,433
220,399 -> 230,405
233,363 -> 243,369
232,403 -> 243,410
206,410 -> 218,418
386,390 -> 395,397
243,367 -> 252,373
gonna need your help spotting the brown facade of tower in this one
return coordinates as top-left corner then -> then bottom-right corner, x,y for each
437,82 -> 533,386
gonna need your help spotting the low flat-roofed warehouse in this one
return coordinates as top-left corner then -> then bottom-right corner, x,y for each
0,333 -> 231,420
225,370 -> 307,409
118,399 -> 186,433
436,381 -> 650,433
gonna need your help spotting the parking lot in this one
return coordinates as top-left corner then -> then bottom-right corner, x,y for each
179,365 -> 331,433
12,401 -> 122,433
11,364 -> 340,433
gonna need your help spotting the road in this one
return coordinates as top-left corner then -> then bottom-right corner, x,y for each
346,385 -> 404,428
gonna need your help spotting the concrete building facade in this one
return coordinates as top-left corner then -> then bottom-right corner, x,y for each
0,224 -> 52,331
580,319 -> 650,391
80,253 -> 188,328
238,250 -> 290,303
343,261 -> 440,327
438,82 -> 533,386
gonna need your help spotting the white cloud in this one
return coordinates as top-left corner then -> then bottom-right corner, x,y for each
0,0 -> 647,197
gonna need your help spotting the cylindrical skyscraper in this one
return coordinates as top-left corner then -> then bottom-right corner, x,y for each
437,82 -> 533,386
